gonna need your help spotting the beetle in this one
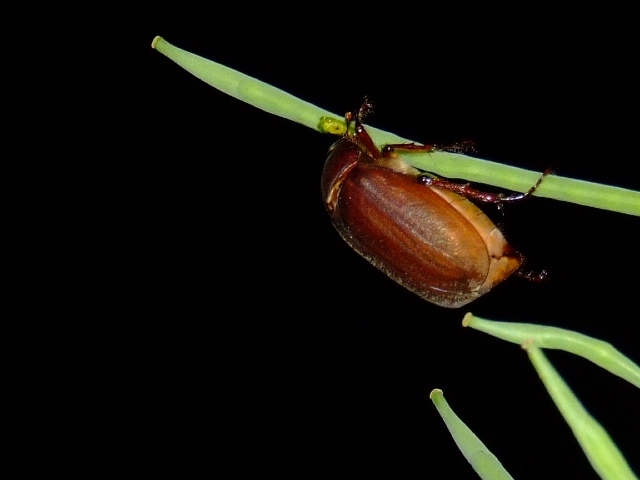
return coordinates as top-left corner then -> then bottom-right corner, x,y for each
321,104 -> 544,308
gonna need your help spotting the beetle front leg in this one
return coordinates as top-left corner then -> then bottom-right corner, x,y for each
345,102 -> 385,162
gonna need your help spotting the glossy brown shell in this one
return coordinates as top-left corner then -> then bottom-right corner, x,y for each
321,137 -> 522,308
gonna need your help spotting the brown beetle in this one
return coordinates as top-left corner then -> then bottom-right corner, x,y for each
321,106 -> 541,308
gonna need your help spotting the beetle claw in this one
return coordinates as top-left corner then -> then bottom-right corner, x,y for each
516,268 -> 549,282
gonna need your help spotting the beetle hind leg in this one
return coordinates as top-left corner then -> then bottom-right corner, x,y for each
416,169 -> 553,207
497,169 -> 554,203
516,268 -> 549,282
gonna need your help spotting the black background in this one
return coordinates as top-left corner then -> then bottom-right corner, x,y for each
12,6 -> 639,479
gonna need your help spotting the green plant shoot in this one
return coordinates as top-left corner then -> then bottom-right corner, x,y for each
463,314 -> 640,389
152,36 -> 639,216
524,343 -> 638,480
430,389 -> 515,480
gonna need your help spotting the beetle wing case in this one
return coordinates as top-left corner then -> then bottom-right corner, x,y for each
322,136 -> 522,308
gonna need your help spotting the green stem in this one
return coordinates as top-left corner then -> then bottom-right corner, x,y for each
152,36 -> 640,216
430,389 -> 514,480
463,314 -> 640,389
525,344 -> 638,480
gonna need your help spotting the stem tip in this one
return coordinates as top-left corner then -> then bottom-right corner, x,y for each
151,36 -> 162,49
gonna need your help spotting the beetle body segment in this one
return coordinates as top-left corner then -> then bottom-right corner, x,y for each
321,134 -> 522,308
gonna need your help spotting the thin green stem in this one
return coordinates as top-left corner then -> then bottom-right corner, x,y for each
525,344 -> 638,480
463,314 -> 640,389
152,36 -> 640,216
430,389 -> 514,480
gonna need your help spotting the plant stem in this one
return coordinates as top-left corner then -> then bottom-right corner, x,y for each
152,36 -> 640,216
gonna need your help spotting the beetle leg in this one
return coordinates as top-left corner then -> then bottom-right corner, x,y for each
417,176 -> 504,203
438,140 -> 477,154
516,268 -> 549,282
417,169 -> 553,206
382,140 -> 476,156
356,97 -> 374,124
508,251 -> 549,282
497,169 -> 554,203
344,101 -> 385,162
